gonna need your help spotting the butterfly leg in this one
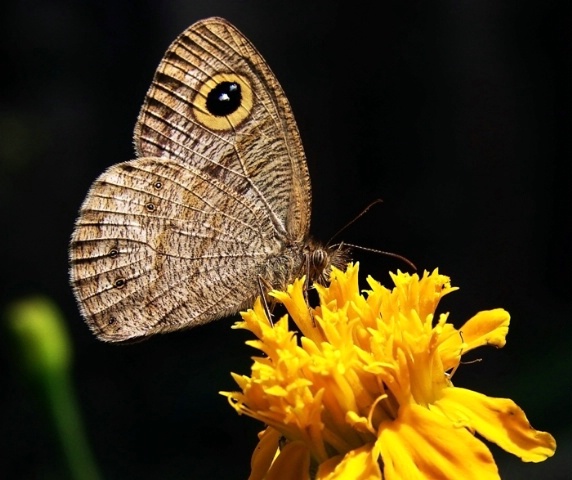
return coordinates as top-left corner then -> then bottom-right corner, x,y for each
302,254 -> 317,327
257,275 -> 276,326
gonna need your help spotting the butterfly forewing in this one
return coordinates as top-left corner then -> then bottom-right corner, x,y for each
133,17 -> 311,240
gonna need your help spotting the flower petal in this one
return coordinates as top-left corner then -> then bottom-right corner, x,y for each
316,444 -> 381,479
377,404 -> 500,480
437,387 -> 556,462
249,427 -> 282,480
265,440 -> 311,480
459,309 -> 510,351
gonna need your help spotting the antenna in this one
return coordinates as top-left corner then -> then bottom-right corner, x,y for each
333,242 -> 417,271
327,198 -> 384,245
326,198 -> 416,271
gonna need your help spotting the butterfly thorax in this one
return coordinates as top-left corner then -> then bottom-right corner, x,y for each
261,239 -> 350,291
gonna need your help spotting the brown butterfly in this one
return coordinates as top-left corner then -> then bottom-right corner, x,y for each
69,17 -> 349,342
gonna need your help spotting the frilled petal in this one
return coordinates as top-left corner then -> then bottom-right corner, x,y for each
270,277 -> 324,343
387,269 -> 457,322
315,263 -> 361,309
376,404 -> 500,480
435,387 -> 556,462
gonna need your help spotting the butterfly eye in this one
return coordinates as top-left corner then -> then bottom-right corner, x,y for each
206,81 -> 242,116
193,72 -> 253,131
313,249 -> 327,268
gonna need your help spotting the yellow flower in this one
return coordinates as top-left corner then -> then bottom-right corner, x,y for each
221,264 -> 556,479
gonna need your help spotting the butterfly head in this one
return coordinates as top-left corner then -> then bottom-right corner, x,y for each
304,240 -> 351,286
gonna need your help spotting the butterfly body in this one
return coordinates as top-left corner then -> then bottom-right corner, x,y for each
70,17 -> 349,342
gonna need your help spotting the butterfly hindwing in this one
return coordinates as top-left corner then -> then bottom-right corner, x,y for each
70,156 -> 285,341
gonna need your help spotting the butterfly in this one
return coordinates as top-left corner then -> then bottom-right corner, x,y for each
69,17 -> 349,342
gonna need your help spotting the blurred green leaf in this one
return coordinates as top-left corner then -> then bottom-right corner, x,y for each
5,295 -> 102,480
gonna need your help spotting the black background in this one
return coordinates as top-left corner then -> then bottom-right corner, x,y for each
1,1 -> 570,478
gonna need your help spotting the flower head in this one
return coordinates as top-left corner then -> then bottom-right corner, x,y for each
221,264 -> 556,479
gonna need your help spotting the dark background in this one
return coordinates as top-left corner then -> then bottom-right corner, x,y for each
1,0 -> 570,478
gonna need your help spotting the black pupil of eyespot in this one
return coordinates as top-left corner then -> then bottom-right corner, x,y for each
206,81 -> 241,116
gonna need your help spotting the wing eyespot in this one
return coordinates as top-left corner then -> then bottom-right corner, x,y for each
192,73 -> 253,131
206,81 -> 242,116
